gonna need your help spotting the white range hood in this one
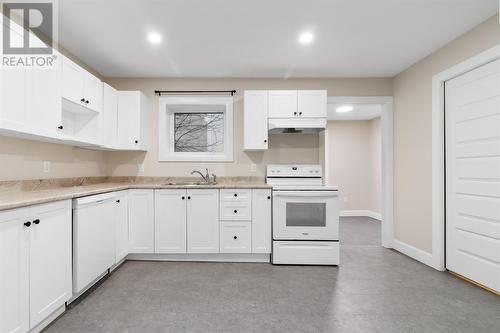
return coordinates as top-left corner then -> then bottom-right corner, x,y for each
268,118 -> 327,134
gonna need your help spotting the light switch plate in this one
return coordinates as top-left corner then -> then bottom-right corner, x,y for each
137,163 -> 145,173
250,163 -> 257,172
343,196 -> 349,202
43,161 -> 50,173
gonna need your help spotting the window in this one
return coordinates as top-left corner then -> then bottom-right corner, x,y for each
158,96 -> 233,161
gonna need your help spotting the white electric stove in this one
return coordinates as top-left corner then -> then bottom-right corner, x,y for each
267,164 -> 339,265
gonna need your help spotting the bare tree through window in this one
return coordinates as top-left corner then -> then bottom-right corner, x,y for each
174,112 -> 224,152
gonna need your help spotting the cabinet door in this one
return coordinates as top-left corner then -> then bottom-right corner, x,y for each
268,90 -> 297,118
29,200 -> 72,329
187,189 -> 219,253
220,222 -> 251,253
0,68 -> 29,131
117,91 -> 140,149
0,208 -> 30,333
30,67 -> 62,136
298,90 -> 327,118
128,189 -> 154,253
62,57 -> 84,105
252,189 -> 272,253
102,83 -> 118,148
83,71 -> 102,112
115,191 -> 129,263
243,90 -> 268,150
155,189 -> 187,253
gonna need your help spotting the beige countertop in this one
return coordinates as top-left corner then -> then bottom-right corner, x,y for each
0,182 -> 272,211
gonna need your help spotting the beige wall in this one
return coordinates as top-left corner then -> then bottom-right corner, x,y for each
392,14 -> 500,252
327,119 -> 381,214
104,78 -> 392,178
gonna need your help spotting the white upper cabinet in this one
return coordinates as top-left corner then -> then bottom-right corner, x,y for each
128,189 -> 154,253
244,90 -> 268,150
102,83 -> 118,148
268,90 -> 298,118
116,91 -> 148,150
298,90 -> 327,118
155,189 -> 187,253
0,207 -> 30,333
187,189 -> 219,253
267,90 -> 327,119
62,57 -> 102,113
30,66 -> 62,135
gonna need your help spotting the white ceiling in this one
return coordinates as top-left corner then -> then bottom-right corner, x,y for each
59,0 -> 498,78
328,104 -> 381,121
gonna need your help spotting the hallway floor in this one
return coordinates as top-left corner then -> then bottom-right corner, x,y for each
45,217 -> 500,333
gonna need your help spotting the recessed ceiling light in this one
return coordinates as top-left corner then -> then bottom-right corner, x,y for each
336,105 -> 353,113
147,32 -> 162,45
298,32 -> 314,45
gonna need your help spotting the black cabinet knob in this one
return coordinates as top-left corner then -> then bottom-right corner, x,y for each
116,199 -> 120,203
33,219 -> 40,225
85,100 -> 89,104
58,125 -> 63,130
135,140 -> 139,144
264,139 -> 267,143
181,196 -> 185,200
24,221 -> 31,227
299,112 -> 302,116
80,98 -> 85,103
233,236 -> 237,240
267,196 -> 271,199
293,112 -> 297,115
187,196 -> 191,200
233,209 -> 238,213
234,193 -> 237,197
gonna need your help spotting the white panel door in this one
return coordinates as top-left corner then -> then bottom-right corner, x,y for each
62,57 -> 84,105
0,208 -> 30,333
445,58 -> 500,293
102,83 -> 118,148
117,91 -> 140,149
155,189 -> 187,253
128,189 -> 154,253
252,189 -> 272,253
298,90 -> 327,118
0,69 -> 29,131
243,90 -> 268,150
29,201 -> 72,328
83,71 -> 102,112
30,66 -> 62,136
115,191 -> 129,263
187,189 -> 219,253
268,90 -> 298,118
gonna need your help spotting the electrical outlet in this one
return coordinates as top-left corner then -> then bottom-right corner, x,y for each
137,163 -> 145,173
250,163 -> 257,172
43,161 -> 50,173
343,196 -> 349,203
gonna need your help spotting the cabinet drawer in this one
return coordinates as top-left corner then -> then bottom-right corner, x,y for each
220,189 -> 252,203
220,202 -> 251,221
220,222 -> 251,253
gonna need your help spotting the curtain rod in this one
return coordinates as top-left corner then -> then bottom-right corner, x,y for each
154,90 -> 236,96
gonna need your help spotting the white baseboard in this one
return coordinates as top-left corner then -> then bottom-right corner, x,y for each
340,210 -> 382,220
30,304 -> 65,333
126,253 -> 271,263
392,239 -> 438,269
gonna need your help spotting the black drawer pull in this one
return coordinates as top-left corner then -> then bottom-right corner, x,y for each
116,199 -> 120,203
233,236 -> 237,240
267,196 -> 271,199
233,209 -> 237,214
33,219 -> 40,225
187,196 -> 191,200
24,221 -> 31,227
233,193 -> 237,197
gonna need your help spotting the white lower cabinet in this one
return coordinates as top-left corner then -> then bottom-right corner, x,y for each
128,189 -> 154,253
0,200 -> 72,332
114,191 -> 129,263
220,222 -> 251,253
252,189 -> 272,253
155,189 -> 187,253
187,189 -> 219,253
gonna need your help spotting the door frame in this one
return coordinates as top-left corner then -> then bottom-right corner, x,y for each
431,44 -> 500,271
327,96 -> 394,249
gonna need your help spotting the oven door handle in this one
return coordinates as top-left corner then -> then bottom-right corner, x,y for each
273,191 -> 338,198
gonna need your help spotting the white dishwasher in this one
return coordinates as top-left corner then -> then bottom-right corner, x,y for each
73,192 -> 116,293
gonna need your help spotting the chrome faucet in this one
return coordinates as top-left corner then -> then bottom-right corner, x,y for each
191,168 -> 212,183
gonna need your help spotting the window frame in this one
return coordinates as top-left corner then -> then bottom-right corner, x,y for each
158,96 -> 234,162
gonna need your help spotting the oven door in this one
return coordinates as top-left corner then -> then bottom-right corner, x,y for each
272,190 -> 339,240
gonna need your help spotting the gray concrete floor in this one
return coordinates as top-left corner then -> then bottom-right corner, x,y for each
45,217 -> 500,333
